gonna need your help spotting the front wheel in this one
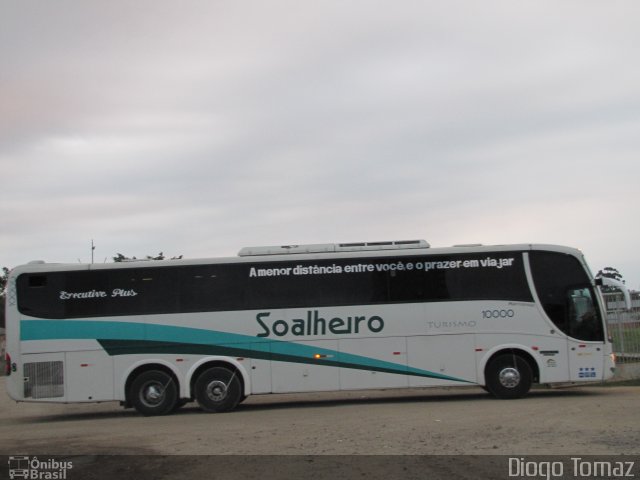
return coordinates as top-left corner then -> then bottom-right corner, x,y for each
485,354 -> 532,399
194,367 -> 242,413
130,370 -> 178,416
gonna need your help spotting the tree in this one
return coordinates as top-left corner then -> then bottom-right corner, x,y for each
113,253 -> 183,262
0,267 -> 8,294
1,267 -> 9,329
596,267 -> 624,283
113,253 -> 136,262
595,267 -> 625,292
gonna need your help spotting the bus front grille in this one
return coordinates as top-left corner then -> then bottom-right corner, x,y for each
24,361 -> 64,399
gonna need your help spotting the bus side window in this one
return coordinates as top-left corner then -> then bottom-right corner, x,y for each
28,275 -> 47,288
567,287 -> 603,342
17,273 -> 65,319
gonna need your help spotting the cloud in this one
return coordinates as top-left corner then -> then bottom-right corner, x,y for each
1,1 -> 639,286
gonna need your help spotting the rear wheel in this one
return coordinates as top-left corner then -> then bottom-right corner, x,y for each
194,367 -> 242,413
485,354 -> 532,399
130,370 -> 178,416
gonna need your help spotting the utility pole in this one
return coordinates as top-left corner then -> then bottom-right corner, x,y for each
91,239 -> 95,264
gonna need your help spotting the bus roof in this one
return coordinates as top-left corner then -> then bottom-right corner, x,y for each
9,242 -> 585,275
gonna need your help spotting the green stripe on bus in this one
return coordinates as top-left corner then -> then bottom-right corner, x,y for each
96,339 -> 466,381
20,319 -> 470,383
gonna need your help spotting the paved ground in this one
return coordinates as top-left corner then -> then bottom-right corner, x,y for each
1,383 -> 639,479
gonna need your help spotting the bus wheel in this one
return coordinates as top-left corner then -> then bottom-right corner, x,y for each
194,367 -> 242,413
130,370 -> 178,416
485,354 -> 532,399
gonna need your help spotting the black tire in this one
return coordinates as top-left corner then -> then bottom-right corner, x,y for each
485,354 -> 532,399
130,370 -> 178,416
194,367 -> 242,413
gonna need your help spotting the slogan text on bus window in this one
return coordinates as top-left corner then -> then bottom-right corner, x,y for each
249,257 -> 516,278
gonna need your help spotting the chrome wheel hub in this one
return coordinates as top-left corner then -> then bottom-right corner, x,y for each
498,367 -> 521,388
206,380 -> 228,401
141,382 -> 165,407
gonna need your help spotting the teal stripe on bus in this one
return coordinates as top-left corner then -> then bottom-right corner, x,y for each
20,319 -> 470,383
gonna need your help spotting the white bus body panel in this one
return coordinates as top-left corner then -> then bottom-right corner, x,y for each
340,337 -> 409,389
271,340 -> 340,393
66,350 -> 114,402
407,334 -> 476,387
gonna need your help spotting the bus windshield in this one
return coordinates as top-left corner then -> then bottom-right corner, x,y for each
529,251 -> 604,342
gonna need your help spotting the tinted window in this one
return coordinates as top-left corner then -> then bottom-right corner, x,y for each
245,260 -> 389,309
179,265 -> 246,312
529,251 -> 604,341
567,287 -> 603,341
17,273 -> 65,319
17,251 -> 533,319
244,254 -> 531,307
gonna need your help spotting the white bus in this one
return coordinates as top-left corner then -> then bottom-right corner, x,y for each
4,240 -> 616,416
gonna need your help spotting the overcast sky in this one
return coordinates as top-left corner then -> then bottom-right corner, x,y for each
1,1 -> 639,288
